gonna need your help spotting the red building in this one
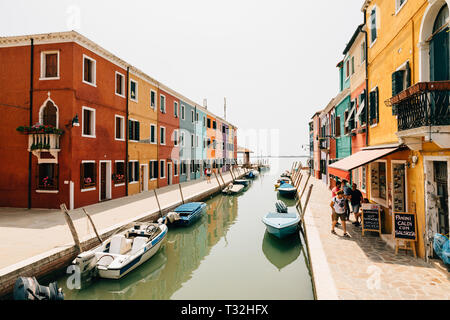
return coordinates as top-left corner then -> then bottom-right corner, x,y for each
157,86 -> 180,187
0,32 -> 127,209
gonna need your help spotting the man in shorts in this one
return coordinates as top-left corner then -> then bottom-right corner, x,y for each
330,190 -> 350,237
349,183 -> 363,226
342,179 -> 352,219
331,180 -> 342,226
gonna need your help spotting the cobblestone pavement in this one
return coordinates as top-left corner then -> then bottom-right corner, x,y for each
305,178 -> 450,300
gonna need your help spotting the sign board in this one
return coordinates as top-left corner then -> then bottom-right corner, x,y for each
362,203 -> 381,236
393,212 -> 417,241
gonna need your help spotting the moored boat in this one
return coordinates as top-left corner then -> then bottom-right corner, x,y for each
72,221 -> 168,280
222,183 -> 245,195
275,177 -> 292,189
234,179 -> 250,187
166,202 -> 207,227
262,201 -> 300,239
277,183 -> 297,198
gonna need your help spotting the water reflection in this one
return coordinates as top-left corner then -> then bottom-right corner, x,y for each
262,231 -> 301,271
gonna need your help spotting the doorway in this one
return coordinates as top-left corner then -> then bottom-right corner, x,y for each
99,161 -> 111,201
168,162 -> 172,185
140,164 -> 148,192
434,161 -> 449,236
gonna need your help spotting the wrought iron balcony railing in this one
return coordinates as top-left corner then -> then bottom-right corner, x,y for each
389,81 -> 450,131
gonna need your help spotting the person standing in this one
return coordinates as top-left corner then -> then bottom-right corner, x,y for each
330,190 -> 350,237
342,179 -> 352,219
331,180 -> 342,226
349,183 -> 363,226
206,166 -> 212,183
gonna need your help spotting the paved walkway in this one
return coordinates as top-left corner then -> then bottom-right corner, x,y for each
0,172 -> 235,270
304,178 -> 450,300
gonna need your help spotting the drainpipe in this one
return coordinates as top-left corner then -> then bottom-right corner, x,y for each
28,38 -> 34,209
125,66 -> 129,196
361,10 -> 369,148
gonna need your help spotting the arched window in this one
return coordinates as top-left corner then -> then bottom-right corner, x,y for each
42,101 -> 58,127
430,4 -> 449,81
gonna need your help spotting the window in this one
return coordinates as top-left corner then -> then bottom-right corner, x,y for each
128,161 -> 139,183
82,107 -> 96,138
191,110 -> 194,123
191,134 -> 194,148
203,116 -> 206,127
81,161 -> 96,189
115,72 -> 125,97
181,161 -> 187,175
174,102 -> 178,118
369,87 -> 379,125
370,7 -> 377,44
213,121 -> 217,129
346,60 -> 350,78
174,160 -> 178,176
113,161 -> 125,185
83,55 -> 96,86
391,62 -> 411,115
150,124 -> 157,144
129,119 -> 140,142
37,163 -> 58,190
335,116 -> 341,137
160,95 -> 166,113
41,101 -> 58,127
150,160 -> 158,180
361,41 -> 366,62
222,125 -> 226,133
160,126 -> 166,145
351,57 -> 355,75
181,132 -> 185,147
207,118 -> 211,128
174,129 -> 179,146
130,80 -> 138,102
150,90 -> 157,109
40,51 -> 59,79
396,0 -> 407,13
115,115 -> 124,141
370,161 -> 386,201
196,112 -> 199,122
160,160 -> 166,178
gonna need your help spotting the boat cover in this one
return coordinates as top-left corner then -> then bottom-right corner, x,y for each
278,184 -> 295,189
265,213 -> 298,219
174,202 -> 204,213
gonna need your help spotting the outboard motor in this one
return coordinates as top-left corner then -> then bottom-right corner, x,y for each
13,277 -> 64,300
166,212 -> 181,223
275,200 -> 288,213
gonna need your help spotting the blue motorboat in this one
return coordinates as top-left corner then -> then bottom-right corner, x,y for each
277,183 -> 297,198
168,202 -> 206,227
262,212 -> 300,239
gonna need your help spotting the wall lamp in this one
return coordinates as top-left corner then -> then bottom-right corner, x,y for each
66,114 -> 80,128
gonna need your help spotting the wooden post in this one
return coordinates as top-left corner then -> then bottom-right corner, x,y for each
295,174 -> 303,191
214,170 -> 222,189
230,168 -> 235,181
218,170 -> 226,186
299,174 -> 311,200
178,184 -> 185,204
299,185 -> 313,220
60,203 -> 82,253
153,189 -> 162,217
82,208 -> 103,244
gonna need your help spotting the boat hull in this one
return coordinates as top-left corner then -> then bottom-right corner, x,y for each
262,213 -> 300,239
278,188 -> 297,198
172,203 -> 206,227
234,179 -> 249,187
265,224 -> 299,239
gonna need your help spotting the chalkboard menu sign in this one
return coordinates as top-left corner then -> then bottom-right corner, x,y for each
394,212 -> 417,241
362,203 -> 381,236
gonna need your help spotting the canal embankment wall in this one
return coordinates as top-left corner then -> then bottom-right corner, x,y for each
0,170 -> 246,298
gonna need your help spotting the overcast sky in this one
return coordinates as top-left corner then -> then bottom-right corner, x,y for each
1,0 -> 364,156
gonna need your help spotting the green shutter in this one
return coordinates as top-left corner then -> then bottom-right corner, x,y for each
430,28 -> 449,81
405,61 -> 411,88
375,87 -> 379,123
369,91 -> 376,123
136,121 -> 140,141
135,162 -> 139,182
392,70 -> 405,96
128,120 -> 133,140
128,162 -> 132,183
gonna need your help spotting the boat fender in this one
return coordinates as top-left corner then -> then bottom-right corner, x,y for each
275,200 -> 288,213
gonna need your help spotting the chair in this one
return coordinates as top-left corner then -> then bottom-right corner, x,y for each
109,235 -> 126,254
131,237 -> 148,255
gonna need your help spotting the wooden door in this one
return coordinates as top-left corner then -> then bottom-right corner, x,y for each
100,162 -> 107,201
434,161 -> 449,236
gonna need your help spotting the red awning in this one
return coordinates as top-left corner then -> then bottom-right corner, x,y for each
328,167 -> 350,180
329,147 -> 400,178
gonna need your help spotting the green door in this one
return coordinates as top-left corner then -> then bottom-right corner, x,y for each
430,4 -> 449,81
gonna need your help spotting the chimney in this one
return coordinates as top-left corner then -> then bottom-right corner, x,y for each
203,98 -> 207,109
224,97 -> 227,120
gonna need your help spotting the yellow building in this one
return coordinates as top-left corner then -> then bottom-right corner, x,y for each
127,67 -> 159,195
362,0 -> 449,259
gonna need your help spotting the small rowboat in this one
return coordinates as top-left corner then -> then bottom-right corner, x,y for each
166,202 -> 207,227
275,177 -> 292,189
262,201 -> 300,239
222,183 -> 245,195
277,183 -> 297,198
234,179 -> 250,187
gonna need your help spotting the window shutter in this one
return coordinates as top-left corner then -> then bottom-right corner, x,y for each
369,90 -> 376,123
80,163 -> 85,188
335,117 -> 341,136
46,54 -> 57,78
375,87 -> 379,124
392,70 -> 405,96
136,121 -> 140,141
128,120 -> 133,140
405,61 -> 411,88
135,162 -> 139,182
128,162 -> 132,183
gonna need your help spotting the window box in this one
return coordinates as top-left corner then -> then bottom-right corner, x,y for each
37,163 -> 59,191
81,161 -> 97,189
113,161 -> 125,184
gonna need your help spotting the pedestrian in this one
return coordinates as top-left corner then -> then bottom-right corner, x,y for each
349,183 -> 363,227
206,166 -> 212,183
331,180 -> 342,226
330,190 -> 350,237
342,179 -> 352,219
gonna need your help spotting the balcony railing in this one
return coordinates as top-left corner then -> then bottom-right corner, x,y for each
389,81 -> 450,131
28,133 -> 61,152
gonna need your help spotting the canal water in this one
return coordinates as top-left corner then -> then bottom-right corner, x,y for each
55,157 -> 314,300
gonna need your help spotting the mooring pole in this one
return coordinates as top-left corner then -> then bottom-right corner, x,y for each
299,174 -> 311,200
153,189 -> 162,217
218,170 -> 226,186
214,170 -> 222,189
60,204 -> 82,253
178,184 -> 185,204
300,185 -> 313,220
82,208 -> 103,244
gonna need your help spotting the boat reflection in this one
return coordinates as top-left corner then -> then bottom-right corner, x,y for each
262,231 -> 302,271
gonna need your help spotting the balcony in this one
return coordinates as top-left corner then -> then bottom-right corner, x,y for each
17,125 -> 63,163
389,81 -> 450,150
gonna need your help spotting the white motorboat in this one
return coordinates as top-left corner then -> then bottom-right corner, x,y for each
72,221 -> 168,280
222,183 -> 245,195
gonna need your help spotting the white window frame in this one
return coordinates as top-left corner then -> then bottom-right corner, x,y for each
81,160 -> 96,192
114,160 -> 125,187
150,124 -> 157,144
129,160 -> 139,184
174,101 -> 179,118
115,72 -> 125,98
115,115 -> 125,141
129,118 -> 139,142
395,0 -> 407,15
160,126 -> 166,145
150,90 -> 157,109
160,159 -> 166,179
40,50 -> 60,80
82,106 -> 96,138
160,94 -> 166,113
130,79 -> 138,102
369,6 -> 378,47
174,129 -> 179,147
82,54 -> 96,87
150,159 -> 158,181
